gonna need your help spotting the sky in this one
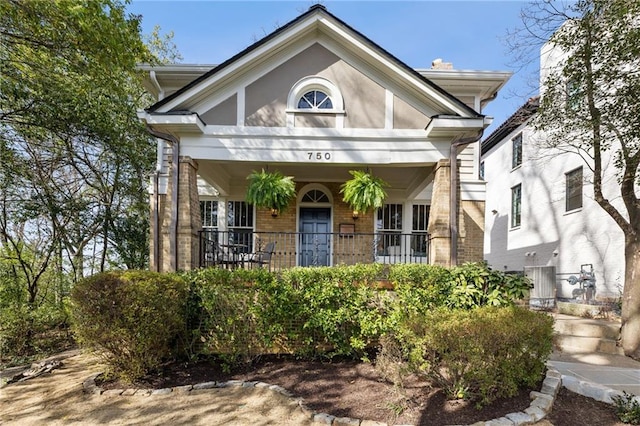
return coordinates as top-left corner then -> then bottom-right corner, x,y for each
127,0 -> 542,136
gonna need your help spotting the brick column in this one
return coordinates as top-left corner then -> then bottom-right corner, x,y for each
177,157 -> 202,271
427,159 -> 452,267
459,200 -> 485,263
160,156 -> 202,272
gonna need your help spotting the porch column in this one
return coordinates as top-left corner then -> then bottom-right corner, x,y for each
160,156 -> 202,272
427,159 -> 453,267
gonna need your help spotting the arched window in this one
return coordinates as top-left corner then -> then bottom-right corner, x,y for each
301,189 -> 330,203
297,90 -> 333,110
286,76 -> 344,128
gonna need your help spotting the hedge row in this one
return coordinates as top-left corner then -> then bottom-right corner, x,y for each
70,263 -> 552,406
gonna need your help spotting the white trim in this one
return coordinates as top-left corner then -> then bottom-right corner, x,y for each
237,87 -> 245,127
200,125 -> 427,138
154,10 -> 476,118
385,89 -> 394,130
218,198 -> 228,231
179,135 -> 450,164
461,180 -> 487,201
316,16 -> 472,117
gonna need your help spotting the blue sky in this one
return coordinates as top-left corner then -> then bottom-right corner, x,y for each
128,1 -> 541,135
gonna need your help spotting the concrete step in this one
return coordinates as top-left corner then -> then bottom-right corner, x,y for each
554,317 -> 620,340
553,314 -> 623,356
554,334 -> 625,356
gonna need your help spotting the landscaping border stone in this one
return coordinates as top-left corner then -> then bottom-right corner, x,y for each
82,365 -> 564,425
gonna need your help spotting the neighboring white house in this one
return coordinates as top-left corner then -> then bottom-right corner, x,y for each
138,5 -> 511,272
481,38 -> 627,300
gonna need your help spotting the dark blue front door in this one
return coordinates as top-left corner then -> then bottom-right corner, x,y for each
299,208 -> 331,266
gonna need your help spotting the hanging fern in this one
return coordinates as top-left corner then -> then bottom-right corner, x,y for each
340,170 -> 389,214
245,169 -> 296,214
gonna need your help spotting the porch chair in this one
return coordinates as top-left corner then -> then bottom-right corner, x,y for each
213,241 -> 237,268
247,241 -> 276,270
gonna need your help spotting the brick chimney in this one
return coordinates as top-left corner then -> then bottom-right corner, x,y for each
431,58 -> 453,70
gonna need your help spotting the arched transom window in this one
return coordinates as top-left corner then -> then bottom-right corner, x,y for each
287,76 -> 345,128
301,189 -> 330,203
297,90 -> 333,110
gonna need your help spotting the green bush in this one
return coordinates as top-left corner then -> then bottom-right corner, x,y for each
613,391 -> 640,425
183,264 -> 388,363
182,267 -> 274,366
0,304 -> 71,367
387,306 -> 553,406
390,263 -> 531,317
70,271 -> 189,381
446,263 -> 532,309
277,265 -> 387,359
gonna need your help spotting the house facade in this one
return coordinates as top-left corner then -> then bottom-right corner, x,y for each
138,5 -> 511,272
481,38 -> 627,300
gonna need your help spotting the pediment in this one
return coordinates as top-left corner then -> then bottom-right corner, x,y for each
147,5 -> 480,125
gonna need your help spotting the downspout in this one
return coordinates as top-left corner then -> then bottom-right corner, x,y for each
147,126 -> 179,272
450,129 -> 484,266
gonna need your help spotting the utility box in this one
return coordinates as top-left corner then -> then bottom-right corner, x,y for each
525,266 -> 556,308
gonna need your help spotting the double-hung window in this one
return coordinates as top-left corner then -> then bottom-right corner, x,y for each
411,204 -> 429,258
511,184 -> 522,228
512,133 -> 522,169
200,200 -> 218,240
227,201 -> 254,253
566,167 -> 583,212
377,204 -> 402,255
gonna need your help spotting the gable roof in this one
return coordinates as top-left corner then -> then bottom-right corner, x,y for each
481,96 -> 540,155
146,4 -> 480,118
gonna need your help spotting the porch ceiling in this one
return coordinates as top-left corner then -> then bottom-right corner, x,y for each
197,160 -> 434,199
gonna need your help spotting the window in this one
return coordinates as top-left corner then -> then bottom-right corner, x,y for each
201,200 -> 218,229
566,79 -> 581,111
479,161 -> 485,180
377,204 -> 402,253
411,204 -> 429,257
566,167 -> 583,211
512,133 -> 522,169
227,201 -> 254,253
511,184 -> 522,228
297,90 -> 333,110
301,189 -> 330,203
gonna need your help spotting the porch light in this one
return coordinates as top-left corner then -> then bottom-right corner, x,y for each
352,210 -> 359,220
271,208 -> 279,218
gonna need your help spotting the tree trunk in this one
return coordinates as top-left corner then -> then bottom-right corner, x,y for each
621,237 -> 640,359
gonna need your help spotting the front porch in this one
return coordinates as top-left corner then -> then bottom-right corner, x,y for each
199,230 -> 430,270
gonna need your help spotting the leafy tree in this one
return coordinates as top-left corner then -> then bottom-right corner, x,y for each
509,0 -> 640,358
0,0 -> 156,286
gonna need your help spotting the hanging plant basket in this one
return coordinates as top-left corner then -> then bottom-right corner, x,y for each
340,170 -> 389,215
245,169 -> 296,215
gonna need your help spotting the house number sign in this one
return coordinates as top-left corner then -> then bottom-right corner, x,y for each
307,152 -> 332,161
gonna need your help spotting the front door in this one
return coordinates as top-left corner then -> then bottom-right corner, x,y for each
299,207 -> 331,266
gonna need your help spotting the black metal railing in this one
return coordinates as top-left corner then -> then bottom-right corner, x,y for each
199,230 -> 429,270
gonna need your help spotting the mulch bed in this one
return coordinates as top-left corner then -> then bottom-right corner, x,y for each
100,355 -> 540,425
99,355 -> 626,425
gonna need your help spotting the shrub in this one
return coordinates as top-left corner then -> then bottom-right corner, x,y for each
277,265 -> 387,359
182,267 -> 274,366
0,304 -> 71,367
384,306 -> 553,406
70,271 -> 189,381
446,263 -> 532,309
612,392 -> 640,425
185,265 -> 388,363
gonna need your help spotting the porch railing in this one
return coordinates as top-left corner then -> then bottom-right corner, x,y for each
198,230 -> 429,270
